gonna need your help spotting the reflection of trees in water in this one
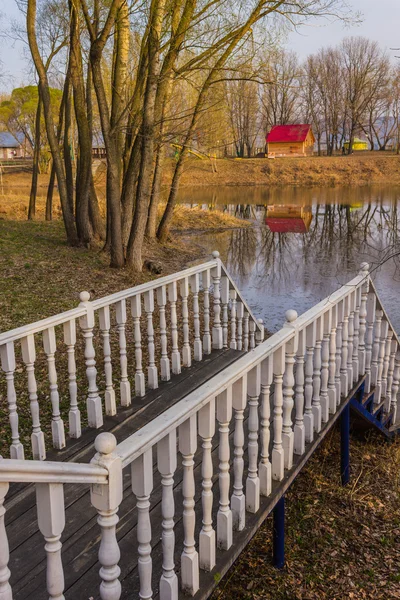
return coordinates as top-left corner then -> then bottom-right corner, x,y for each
224,200 -> 400,288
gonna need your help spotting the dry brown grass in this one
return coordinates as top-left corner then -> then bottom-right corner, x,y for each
212,428 -> 400,600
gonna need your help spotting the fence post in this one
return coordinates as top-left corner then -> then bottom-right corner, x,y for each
340,403 -> 350,486
273,496 -> 285,569
91,433 -> 123,600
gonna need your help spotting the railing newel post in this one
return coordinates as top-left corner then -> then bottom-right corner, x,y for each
91,433 -> 123,600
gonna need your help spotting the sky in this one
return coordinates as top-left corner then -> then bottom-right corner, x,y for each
0,0 -> 399,92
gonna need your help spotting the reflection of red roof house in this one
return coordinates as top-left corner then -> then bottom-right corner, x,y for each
266,124 -> 315,157
266,217 -> 308,233
265,205 -> 313,233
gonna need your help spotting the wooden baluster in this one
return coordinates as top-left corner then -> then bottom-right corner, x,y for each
391,350 -> 400,423
199,398 -> 216,570
144,290 -> 158,389
168,282 -> 181,375
376,319 -> 388,405
340,296 -> 350,399
79,292 -> 103,428
243,312 -> 250,352
0,342 -> 24,459
157,286 -> 171,381
230,289 -> 237,350
237,302 -> 244,351
132,449 -> 153,600
385,337 -> 396,414
320,311 -> 331,424
21,334 -> 46,460
382,328 -> 393,403
202,270 -> 212,355
260,357 -> 273,491
36,482 -> 66,600
116,299 -> 131,406
131,295 -> 146,396
43,327 -> 66,449
352,287 -> 361,383
365,292 -> 376,393
246,365 -> 261,512
92,433 -> 123,600
0,483 -> 12,600
371,308 -> 383,393
98,307 -> 116,417
63,319 -> 81,438
249,320 -> 256,350
347,292 -> 355,387
328,306 -> 337,414
180,278 -> 192,368
231,377 -> 247,530
179,415 -> 199,595
312,316 -> 323,433
216,388 -> 233,549
157,431 -> 178,599
211,251 -> 223,350
221,276 -> 229,349
358,264 -> 370,377
272,345 -> 285,481
294,330 -> 306,455
190,274 -> 202,362
335,300 -> 343,402
304,323 -> 316,443
282,311 -> 298,469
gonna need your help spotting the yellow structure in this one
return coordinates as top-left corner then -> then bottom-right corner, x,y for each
343,138 -> 369,152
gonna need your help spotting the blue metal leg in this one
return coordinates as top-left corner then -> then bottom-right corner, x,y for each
341,404 -> 350,486
273,496 -> 285,569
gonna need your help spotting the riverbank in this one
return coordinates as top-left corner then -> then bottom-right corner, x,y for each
165,152 -> 400,187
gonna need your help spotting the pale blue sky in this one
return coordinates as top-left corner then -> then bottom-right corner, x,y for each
0,0 -> 399,92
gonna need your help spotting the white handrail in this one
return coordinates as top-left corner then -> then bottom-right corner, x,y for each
115,271 -> 368,468
0,306 -> 86,345
116,327 -> 294,468
0,459 -> 108,484
91,260 -> 218,310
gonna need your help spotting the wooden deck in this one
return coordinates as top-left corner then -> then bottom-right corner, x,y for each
6,348 -> 244,599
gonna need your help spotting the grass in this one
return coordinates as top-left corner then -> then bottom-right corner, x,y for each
211,428 -> 400,600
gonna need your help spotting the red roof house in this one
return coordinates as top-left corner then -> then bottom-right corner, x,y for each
266,124 -> 315,157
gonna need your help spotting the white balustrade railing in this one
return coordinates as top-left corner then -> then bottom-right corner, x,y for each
0,252 -> 263,461
89,263 -> 399,600
1,263 -> 400,599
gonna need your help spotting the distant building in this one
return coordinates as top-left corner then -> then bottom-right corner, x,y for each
343,137 -> 368,152
0,132 -> 25,160
266,124 -> 315,157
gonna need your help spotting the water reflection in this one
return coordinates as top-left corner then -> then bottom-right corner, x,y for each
177,185 -> 400,332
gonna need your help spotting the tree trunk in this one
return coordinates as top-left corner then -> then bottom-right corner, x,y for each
63,80 -> 74,215
27,0 -> 78,245
28,91 -> 42,220
45,164 -> 56,220
126,0 -> 167,270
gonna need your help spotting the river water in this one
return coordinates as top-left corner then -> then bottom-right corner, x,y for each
177,185 -> 400,333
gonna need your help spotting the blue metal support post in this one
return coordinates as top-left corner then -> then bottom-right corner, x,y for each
273,495 -> 285,569
341,403 -> 350,485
